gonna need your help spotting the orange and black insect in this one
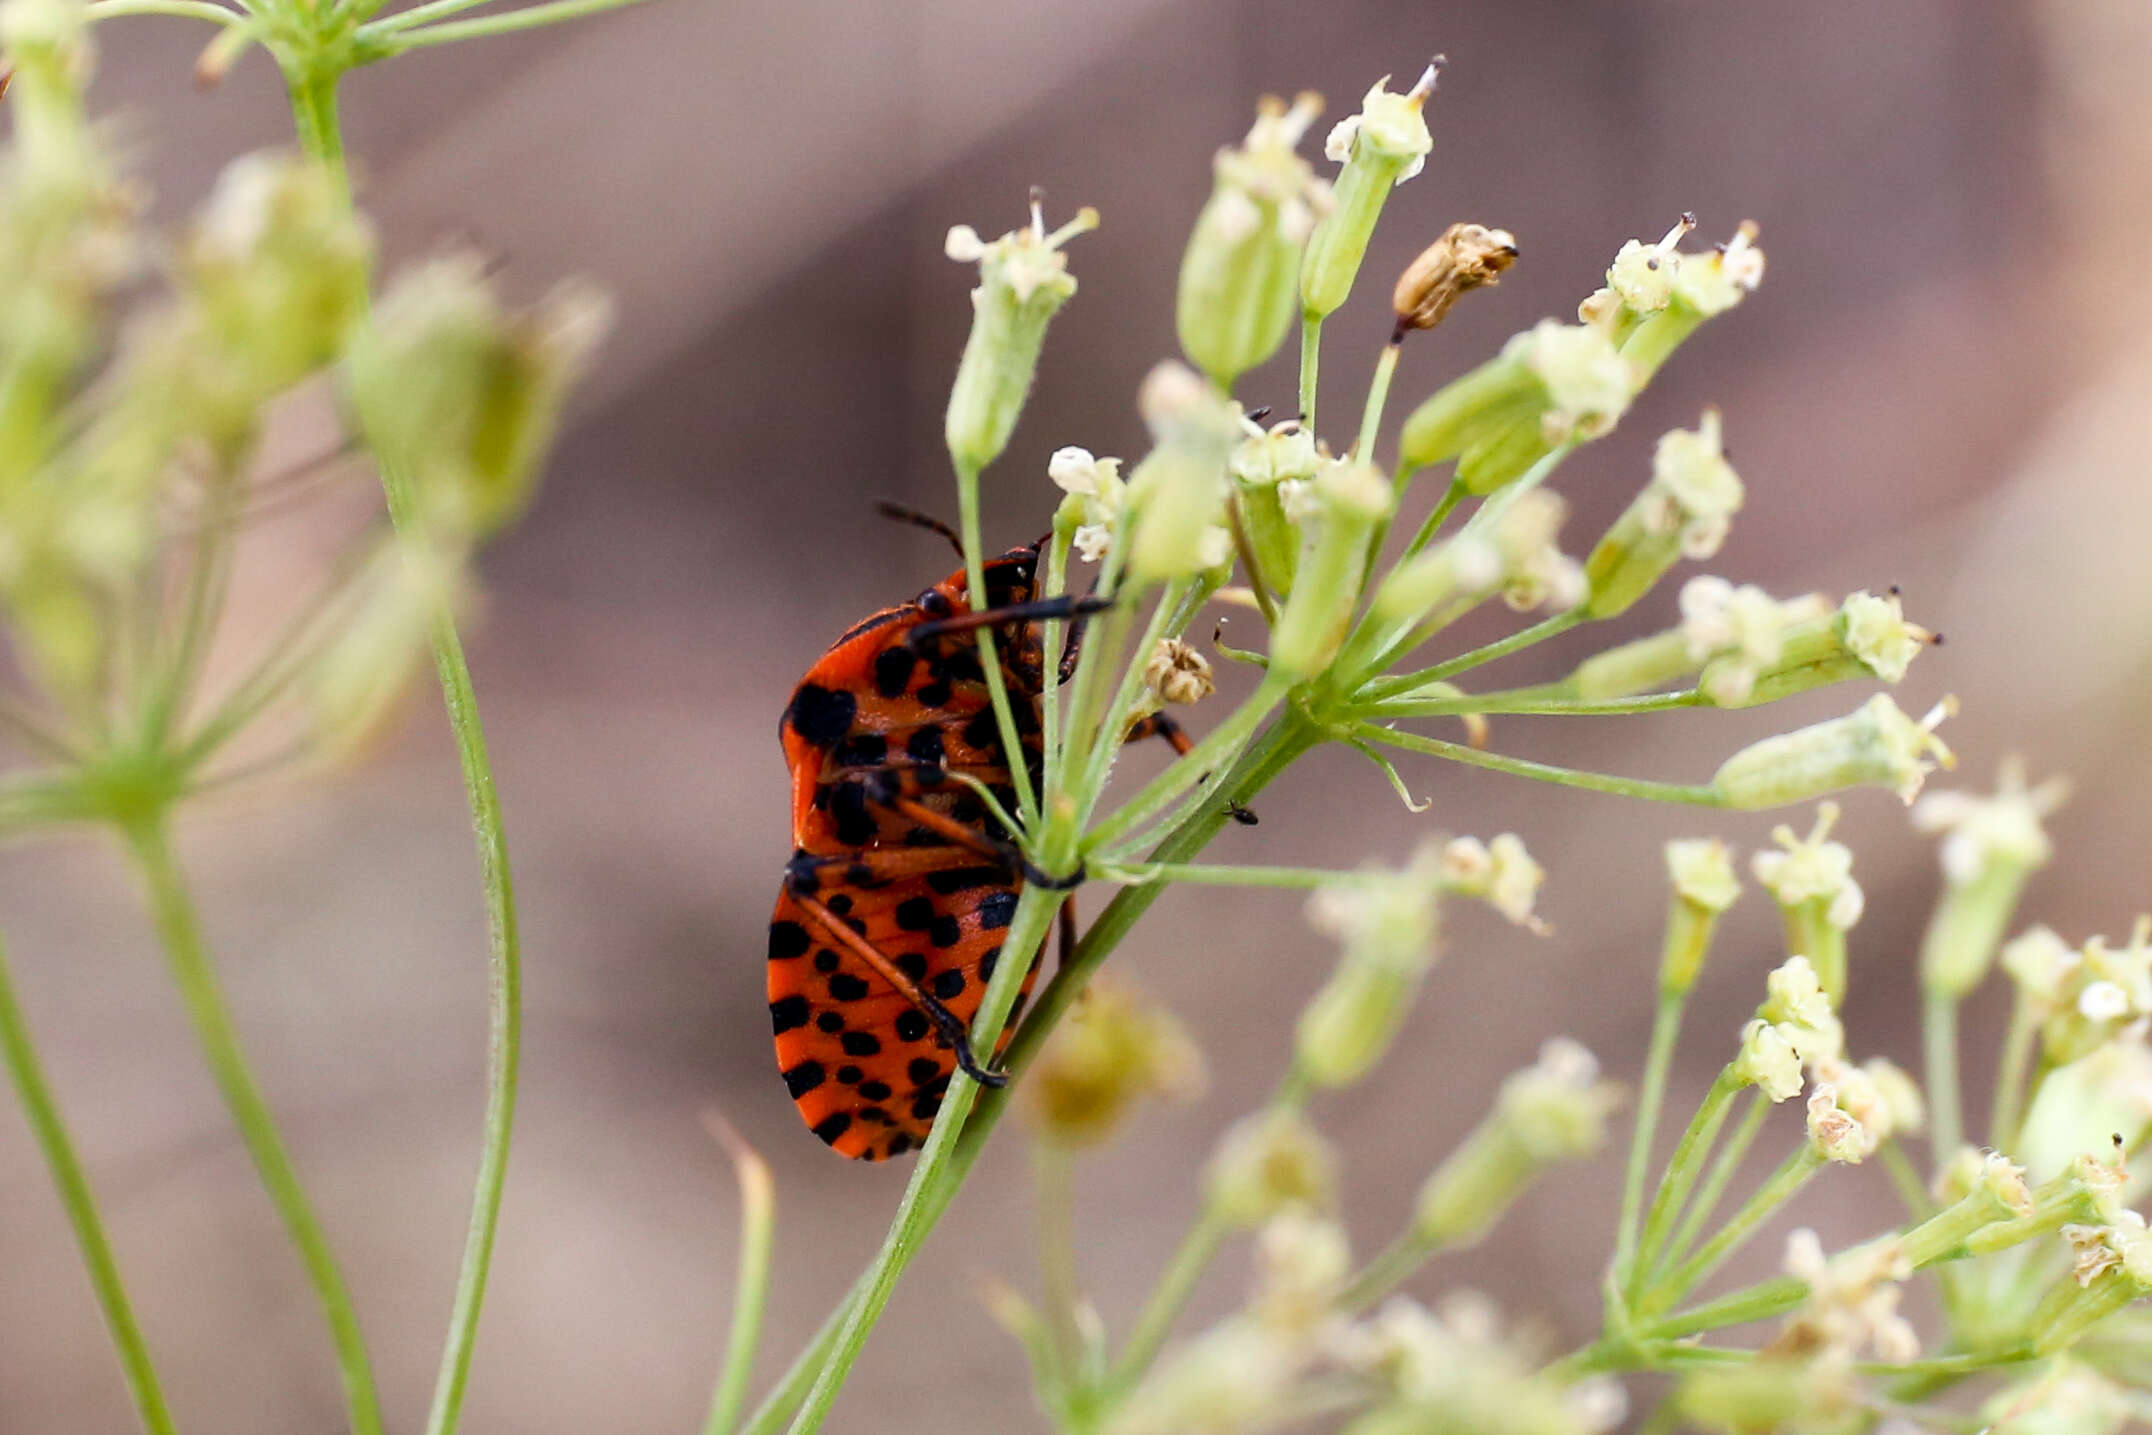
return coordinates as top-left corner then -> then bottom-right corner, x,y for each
768,509 -> 1187,1160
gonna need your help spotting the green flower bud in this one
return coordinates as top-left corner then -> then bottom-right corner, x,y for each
1575,214 -> 1694,342
1705,589 -> 1937,708
1752,804 -> 1863,1002
1411,1039 -> 1619,1248
1733,1020 -> 1804,1102
1397,320 -> 1634,493
942,196 -> 1096,473
1914,761 -> 2067,999
1023,978 -> 1205,1148
350,255 -> 609,538
1300,64 -> 1437,322
1677,1358 -> 1855,1435
1368,532 -> 1500,627
1712,693 -> 1956,811
1661,838 -> 1739,995
1205,1108 -> 1338,1226
1267,458 -> 1392,679
1295,842 -> 1440,1087
1581,410 -> 1743,618
1123,362 -> 1239,585
1228,416 -> 1320,592
1617,221 -> 1765,382
1177,94 -> 1328,387
1980,1360 -> 2134,1435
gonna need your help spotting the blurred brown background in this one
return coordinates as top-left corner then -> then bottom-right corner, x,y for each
4,0 -> 2150,1429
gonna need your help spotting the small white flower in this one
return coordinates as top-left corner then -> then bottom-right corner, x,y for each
1437,832 -> 1548,931
1228,419 -> 1321,487
1807,1083 -> 1875,1163
1913,758 -> 2067,886
2079,980 -> 2132,1022
942,224 -> 987,262
1736,1020 -> 1806,1102
1666,838 -> 1741,912
1752,804 -> 1865,931
1513,319 -> 1635,442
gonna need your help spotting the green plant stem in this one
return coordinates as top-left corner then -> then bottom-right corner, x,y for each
0,930 -> 178,1435
1355,723 -> 1726,807
737,1281 -> 863,1435
371,0 -> 659,48
144,468 -> 244,751
1354,341 -> 1399,464
1082,679 -> 1284,853
1879,1140 -> 1933,1220
1397,479 -> 1465,562
1095,860 -> 1360,890
123,817 -> 383,1435
1629,1069 -> 1741,1299
1032,1141 -> 1083,1363
1340,1228 -> 1440,1313
284,72 -> 526,1435
951,460 -> 1039,826
701,1117 -> 775,1435
1362,607 -> 1584,701
1646,1146 -> 1824,1311
1658,1091 -> 1768,1278
1365,690 -> 1702,720
1106,1204 -> 1231,1397
1989,995 -> 2037,1156
0,693 -> 82,763
85,0 -> 243,22
784,884 -> 1064,1435
1298,317 -> 1320,430
361,0 -> 496,29
1646,1274 -> 1808,1341
1613,991 -> 1686,1292
1924,987 -> 1962,1176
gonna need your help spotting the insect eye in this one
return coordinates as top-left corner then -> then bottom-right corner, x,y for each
917,589 -> 953,617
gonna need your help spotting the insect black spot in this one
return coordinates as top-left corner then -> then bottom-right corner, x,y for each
911,1092 -> 942,1121
930,970 -> 965,1000
828,973 -> 870,1002
829,783 -> 876,846
841,1030 -> 882,1057
978,946 -> 1000,980
927,866 -> 1003,895
845,862 -> 878,890
836,1065 -> 864,1085
943,649 -> 985,684
902,826 -> 939,847
825,894 -> 854,916
906,727 -> 946,765
816,1011 -> 845,1033
908,1057 -> 943,1085
886,1133 -> 913,1156
832,733 -> 887,767
928,915 -> 963,948
812,1113 -> 853,1145
814,949 -> 840,973
977,891 -> 1018,930
896,952 -> 928,981
895,1010 -> 931,1043
948,794 -> 985,826
769,995 -> 811,1034
859,1080 -> 893,1102
873,646 -> 916,699
783,1061 -> 826,1098
857,1105 -> 892,1125
788,684 -> 857,745
894,896 -> 935,931
918,588 -> 953,618
915,680 -> 953,709
768,921 -> 811,961
960,708 -> 1000,753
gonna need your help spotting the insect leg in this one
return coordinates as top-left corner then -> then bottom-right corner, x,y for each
1124,711 -> 1260,824
1057,894 -> 1077,973
789,888 -> 1011,1089
907,593 -> 1112,650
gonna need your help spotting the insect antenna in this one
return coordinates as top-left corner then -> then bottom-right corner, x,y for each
873,500 -> 966,559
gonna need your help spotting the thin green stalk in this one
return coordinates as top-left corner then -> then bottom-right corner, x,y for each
1879,1140 -> 1933,1220
123,817 -> 382,1435
737,1282 -> 862,1435
1642,1274 -> 1807,1341
1658,1091 -> 1767,1278
372,0 -> 660,49
1039,525 -> 1072,799
1924,987 -> 1962,1176
1356,722 -> 1726,807
1989,995 -> 2038,1156
1106,1204 -> 1232,1397
1353,341 -> 1400,463
1033,1141 -> 1083,1363
1095,860 -> 1360,890
1398,479 -> 1465,562
1613,991 -> 1686,1292
701,1116 -> 775,1435
143,468 -> 242,749
0,693 -> 83,763
1297,317 -> 1320,430
1362,606 -> 1584,700
85,0 -> 243,22
286,73 -> 524,1435
1366,689 -> 1702,720
784,884 -> 1064,1435
1069,584 -> 1184,829
0,931 -> 178,1435
1646,1145 -> 1824,1311
1340,1229 -> 1436,1313
1630,1069 -> 1742,1299
951,460 -> 1040,826
360,0 -> 496,29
